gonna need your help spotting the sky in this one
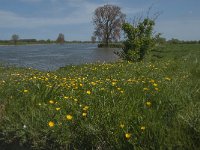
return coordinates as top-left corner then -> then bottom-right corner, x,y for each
0,0 -> 199,41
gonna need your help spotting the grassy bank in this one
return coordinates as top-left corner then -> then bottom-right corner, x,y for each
0,44 -> 199,149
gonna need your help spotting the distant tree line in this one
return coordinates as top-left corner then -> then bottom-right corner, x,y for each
156,37 -> 200,45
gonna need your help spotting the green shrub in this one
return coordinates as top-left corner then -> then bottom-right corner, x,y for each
116,18 -> 158,61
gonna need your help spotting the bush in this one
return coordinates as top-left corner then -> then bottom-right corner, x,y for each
98,43 -> 124,48
116,18 -> 158,61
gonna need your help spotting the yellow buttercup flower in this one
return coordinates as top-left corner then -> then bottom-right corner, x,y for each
155,87 -> 159,91
24,90 -> 28,93
86,90 -> 91,95
141,126 -> 145,131
49,100 -> 54,104
146,101 -> 151,107
150,79 -> 155,83
83,106 -> 89,111
120,124 -> 125,128
125,133 -> 131,139
153,83 -> 158,87
82,112 -> 87,117
48,121 -> 54,127
165,77 -> 171,81
143,88 -> 149,91
66,115 -> 73,120
56,107 -> 61,111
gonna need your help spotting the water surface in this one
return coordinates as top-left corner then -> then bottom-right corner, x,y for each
0,43 -> 120,71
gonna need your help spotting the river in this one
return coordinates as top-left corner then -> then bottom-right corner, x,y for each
0,43 -> 120,71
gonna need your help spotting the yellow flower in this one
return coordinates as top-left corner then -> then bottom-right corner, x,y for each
66,115 -> 73,120
82,112 -> 87,117
86,90 -> 91,95
150,79 -> 155,83
155,87 -> 159,91
91,82 -> 96,86
112,82 -> 117,86
143,88 -> 149,91
83,106 -> 89,111
79,83 -> 83,87
24,90 -> 28,93
125,133 -> 131,139
141,126 -> 145,131
153,83 -> 158,87
49,100 -> 54,104
56,107 -> 61,111
165,77 -> 171,81
74,98 -> 78,102
146,101 -> 152,107
120,124 -> 125,128
48,121 -> 54,127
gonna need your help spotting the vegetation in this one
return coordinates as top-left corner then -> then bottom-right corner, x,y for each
0,44 -> 199,149
56,33 -> 65,44
93,4 -> 125,47
116,18 -> 158,62
11,34 -> 19,45
98,43 -> 123,48
91,36 -> 96,43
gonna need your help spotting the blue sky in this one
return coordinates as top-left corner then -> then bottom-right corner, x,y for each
0,0 -> 199,41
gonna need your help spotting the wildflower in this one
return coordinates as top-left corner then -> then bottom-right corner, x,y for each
100,88 -> 105,91
79,83 -> 83,87
91,82 -> 96,86
153,83 -> 158,87
143,88 -> 149,91
38,103 -> 41,106
56,107 -> 61,111
120,124 -> 125,128
64,96 -> 69,99
155,87 -> 159,91
146,101 -> 152,107
141,126 -> 145,131
48,121 -> 54,127
125,133 -> 131,139
86,90 -> 91,95
150,79 -> 155,83
83,106 -> 89,111
165,77 -> 171,81
66,115 -> 73,120
112,82 -> 117,86
82,112 -> 87,117
24,90 -> 28,93
49,100 -> 54,104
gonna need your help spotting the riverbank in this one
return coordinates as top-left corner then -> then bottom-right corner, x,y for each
0,44 -> 199,149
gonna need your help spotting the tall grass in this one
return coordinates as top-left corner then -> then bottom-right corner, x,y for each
0,44 -> 199,149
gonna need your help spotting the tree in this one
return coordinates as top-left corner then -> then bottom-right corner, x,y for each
116,18 -> 158,61
11,34 -> 19,45
93,4 -> 125,47
56,33 -> 65,44
91,36 -> 96,43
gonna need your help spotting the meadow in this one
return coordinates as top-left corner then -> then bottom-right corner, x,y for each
0,44 -> 199,149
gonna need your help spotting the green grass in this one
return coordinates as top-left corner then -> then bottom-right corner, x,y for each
0,44 -> 200,149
